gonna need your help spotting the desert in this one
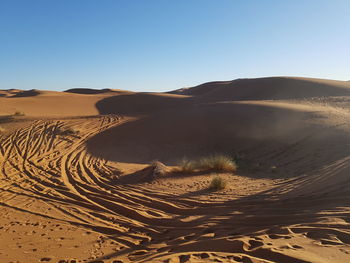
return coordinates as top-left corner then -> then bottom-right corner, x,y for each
2,1 -> 350,262
1,77 -> 350,262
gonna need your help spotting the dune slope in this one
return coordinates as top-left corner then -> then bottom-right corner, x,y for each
171,77 -> 350,102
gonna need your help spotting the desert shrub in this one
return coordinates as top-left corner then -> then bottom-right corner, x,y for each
176,158 -> 196,173
209,176 -> 227,190
0,126 -> 5,133
175,154 -> 237,174
14,111 -> 25,116
149,160 -> 168,177
198,154 -> 237,172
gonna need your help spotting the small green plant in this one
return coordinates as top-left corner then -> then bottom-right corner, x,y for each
14,111 -> 25,116
209,176 -> 227,191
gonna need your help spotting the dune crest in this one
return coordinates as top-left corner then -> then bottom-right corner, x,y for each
171,77 -> 350,102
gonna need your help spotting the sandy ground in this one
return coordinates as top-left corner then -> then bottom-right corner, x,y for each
1,77 -> 350,262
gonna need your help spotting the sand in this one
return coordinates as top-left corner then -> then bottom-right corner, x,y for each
1,77 -> 350,262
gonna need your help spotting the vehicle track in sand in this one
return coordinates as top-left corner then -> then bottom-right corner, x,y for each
1,114 -> 350,262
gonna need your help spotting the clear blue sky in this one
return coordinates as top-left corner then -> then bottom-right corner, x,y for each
0,0 -> 349,92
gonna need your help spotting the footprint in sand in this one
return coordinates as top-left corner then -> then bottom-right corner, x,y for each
157,246 -> 168,252
248,239 -> 264,250
320,239 -> 343,246
227,255 -> 244,262
178,254 -> 191,263
193,253 -> 210,259
292,244 -> 303,249
340,248 -> 350,254
184,234 -> 195,240
129,250 -> 148,257
268,234 -> 291,239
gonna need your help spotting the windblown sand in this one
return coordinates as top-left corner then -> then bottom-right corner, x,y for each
1,77 -> 350,262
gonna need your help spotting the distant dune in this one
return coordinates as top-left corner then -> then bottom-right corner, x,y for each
171,77 -> 350,102
0,88 -> 120,116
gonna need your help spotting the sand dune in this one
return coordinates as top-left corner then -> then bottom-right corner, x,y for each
88,101 -> 333,166
1,77 -> 350,262
0,90 -> 121,117
171,77 -> 350,102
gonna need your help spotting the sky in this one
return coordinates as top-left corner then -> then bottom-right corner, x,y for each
0,0 -> 349,92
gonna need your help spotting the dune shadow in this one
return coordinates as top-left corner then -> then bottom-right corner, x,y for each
10,89 -> 41,97
95,92 -> 193,115
86,102 -> 349,178
65,88 -> 115,94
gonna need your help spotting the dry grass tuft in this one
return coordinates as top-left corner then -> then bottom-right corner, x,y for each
209,176 -> 227,191
175,158 -> 196,174
198,155 -> 237,172
0,126 -> 5,133
149,160 -> 168,178
175,154 -> 237,174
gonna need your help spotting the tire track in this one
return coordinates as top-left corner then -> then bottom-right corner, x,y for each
1,114 -> 350,262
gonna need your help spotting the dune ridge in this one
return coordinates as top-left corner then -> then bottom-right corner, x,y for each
171,77 -> 350,101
